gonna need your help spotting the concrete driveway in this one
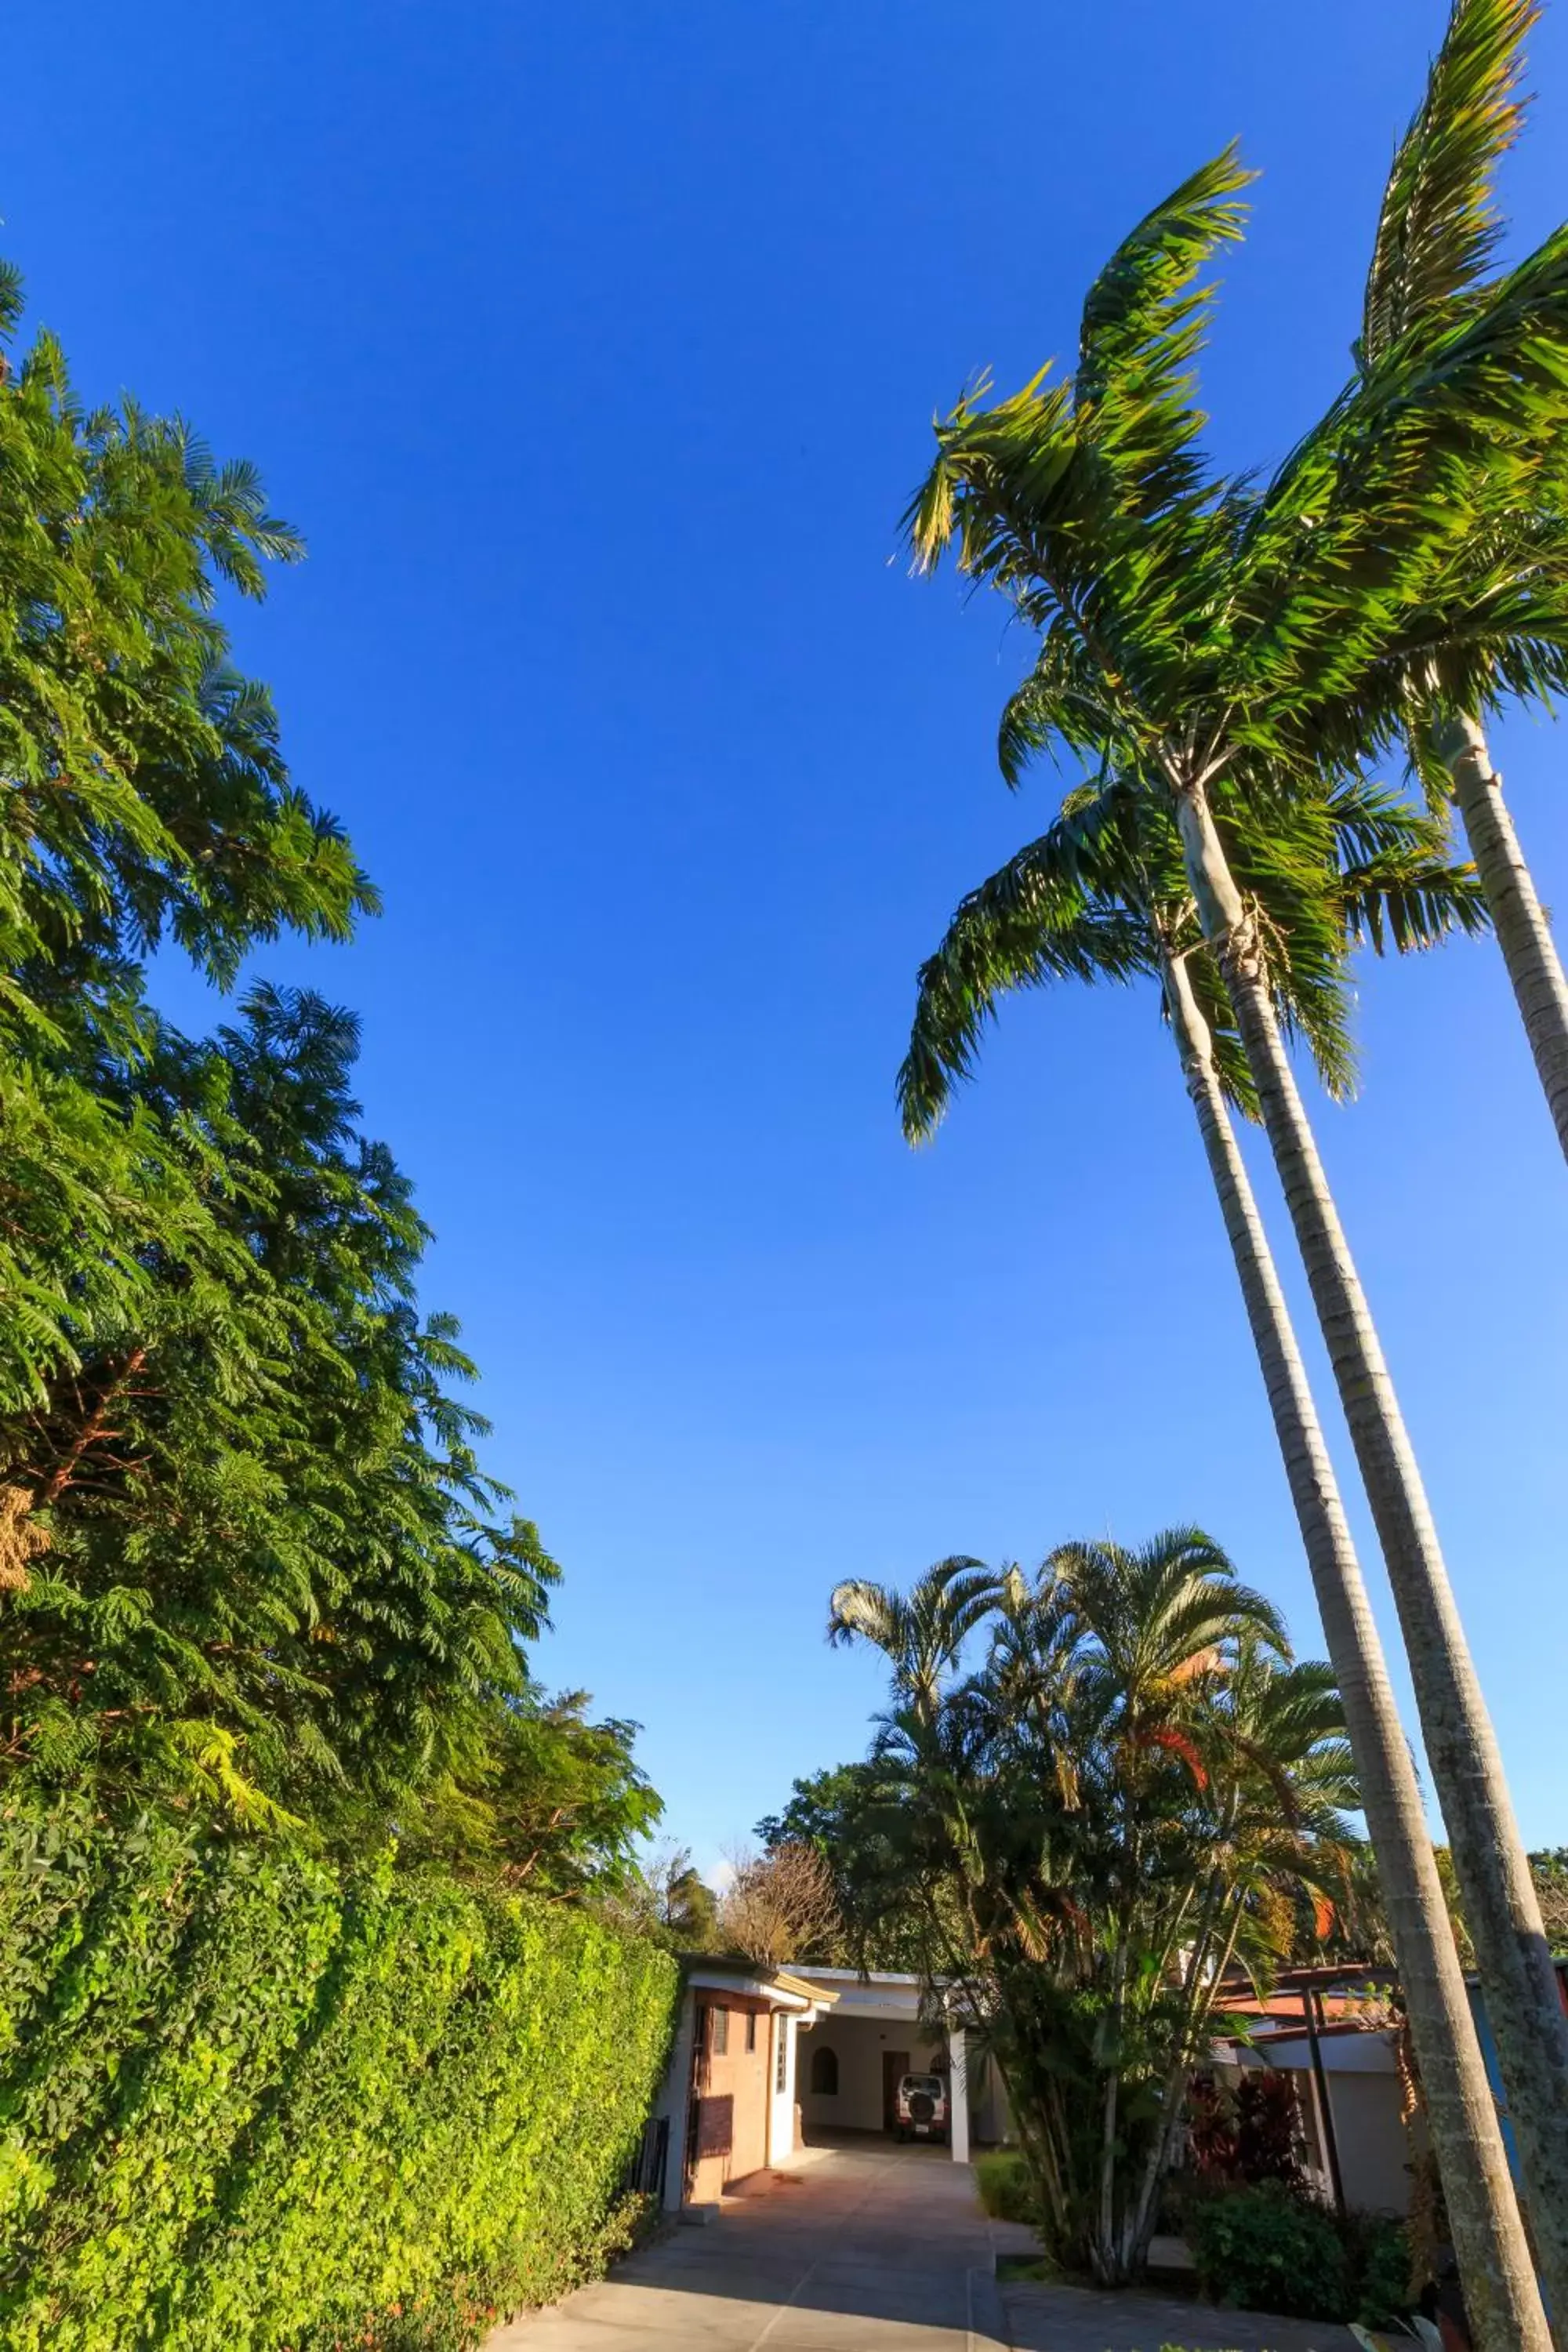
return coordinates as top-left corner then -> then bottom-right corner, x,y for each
488,2140 -> 1357,2352
490,2141 -> 1006,2350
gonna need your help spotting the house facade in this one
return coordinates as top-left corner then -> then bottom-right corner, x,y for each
644,1958 -> 836,2210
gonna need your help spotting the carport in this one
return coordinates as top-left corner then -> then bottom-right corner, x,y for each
787,1967 -> 987,2163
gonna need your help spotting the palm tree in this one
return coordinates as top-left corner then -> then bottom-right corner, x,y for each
900,779 -> 1540,2339
1048,1527 -> 1292,2269
905,150 -> 1568,2339
827,1554 -> 999,1724
831,1528 -> 1363,2285
1358,0 -> 1568,1163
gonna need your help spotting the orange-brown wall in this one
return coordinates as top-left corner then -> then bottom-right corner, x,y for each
687,1994 -> 775,2204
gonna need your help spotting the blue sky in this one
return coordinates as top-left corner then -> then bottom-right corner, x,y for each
10,0 -> 1567,1871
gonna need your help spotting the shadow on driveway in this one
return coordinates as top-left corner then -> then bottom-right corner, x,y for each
488,2142 -> 1356,2352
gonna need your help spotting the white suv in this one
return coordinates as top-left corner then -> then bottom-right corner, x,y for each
894,2071 -> 949,2143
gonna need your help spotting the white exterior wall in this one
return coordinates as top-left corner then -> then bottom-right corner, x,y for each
1327,2071 -> 1411,2217
768,2010 -> 798,2164
1225,2028 -> 1410,2218
653,1987 -> 698,2212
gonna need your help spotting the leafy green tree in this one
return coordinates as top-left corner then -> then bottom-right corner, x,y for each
829,1534 -> 1356,2285
0,260 -> 372,1426
2,985 -> 553,1835
904,123 -> 1566,2335
0,253 -> 657,1913
898,775 -> 1529,2319
402,1690 -> 664,1898
757,1761 -> 928,1969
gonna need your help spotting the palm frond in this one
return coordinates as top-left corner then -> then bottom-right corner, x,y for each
898,808 -> 1156,1142
1361,0 -> 1537,368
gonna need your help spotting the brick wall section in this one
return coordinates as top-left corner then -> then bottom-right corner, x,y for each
688,1994 -> 775,2203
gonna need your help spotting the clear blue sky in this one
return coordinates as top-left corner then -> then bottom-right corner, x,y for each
10,1 -> 1567,1871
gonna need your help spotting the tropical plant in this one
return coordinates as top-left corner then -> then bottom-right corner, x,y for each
897,773 -> 1530,2330
828,1553 -> 999,1722
902,110 -> 1568,2336
828,1532 -> 1359,2286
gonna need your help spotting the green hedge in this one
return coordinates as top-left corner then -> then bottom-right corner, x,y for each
0,1801 -> 679,2350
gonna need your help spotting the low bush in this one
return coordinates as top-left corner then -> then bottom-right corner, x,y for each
1185,2180 -> 1411,2327
975,2147 -> 1041,2227
0,1800 -> 679,2350
1345,2212 -> 1414,2329
1186,2180 -> 1348,2318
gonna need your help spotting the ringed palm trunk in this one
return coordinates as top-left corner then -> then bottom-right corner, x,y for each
1172,783 -> 1568,2343
1434,710 -> 1568,1169
1160,945 -> 1548,2350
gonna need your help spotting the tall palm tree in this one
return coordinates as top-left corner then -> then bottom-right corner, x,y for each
1358,0 -> 1568,1163
900,779 -> 1541,2340
905,150 -> 1568,2341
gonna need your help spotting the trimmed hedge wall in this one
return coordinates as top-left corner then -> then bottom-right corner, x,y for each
0,1803 -> 680,2350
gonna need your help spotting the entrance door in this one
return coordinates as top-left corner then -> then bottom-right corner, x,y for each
881,2049 -> 910,2135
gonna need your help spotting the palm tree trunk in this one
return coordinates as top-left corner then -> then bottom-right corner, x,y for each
1171,785 -> 1568,2344
1435,710 -> 1568,1167
1163,942 -> 1550,2347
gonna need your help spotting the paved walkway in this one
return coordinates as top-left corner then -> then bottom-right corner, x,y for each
487,2141 -> 1357,2352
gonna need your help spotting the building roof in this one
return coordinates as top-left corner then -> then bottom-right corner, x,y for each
677,1954 -> 840,2011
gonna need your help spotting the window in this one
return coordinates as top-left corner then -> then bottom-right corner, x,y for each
745,2012 -> 757,2054
810,2044 -> 838,2097
776,2020 -> 789,2092
710,2006 -> 729,2056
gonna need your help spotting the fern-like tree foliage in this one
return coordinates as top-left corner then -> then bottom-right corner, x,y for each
902,56 -> 1568,2338
0,260 -> 656,1896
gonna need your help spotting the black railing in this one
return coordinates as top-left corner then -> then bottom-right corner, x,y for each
622,2114 -> 670,2205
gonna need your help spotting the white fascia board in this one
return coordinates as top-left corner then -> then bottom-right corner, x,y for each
684,1969 -> 818,2014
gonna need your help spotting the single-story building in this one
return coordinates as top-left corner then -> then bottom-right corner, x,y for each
637,1960 -> 1011,2213
641,1956 -> 837,2211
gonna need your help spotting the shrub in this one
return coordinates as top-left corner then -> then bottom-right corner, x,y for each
1185,2180 -> 1350,2320
1347,2212 -> 1414,2328
1187,2070 -> 1308,2192
1185,2180 -> 1412,2328
0,1802 -> 679,2350
975,2148 -> 1041,2227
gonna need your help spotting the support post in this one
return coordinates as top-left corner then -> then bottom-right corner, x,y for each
948,2024 -> 971,2164
1302,1990 -> 1345,2217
